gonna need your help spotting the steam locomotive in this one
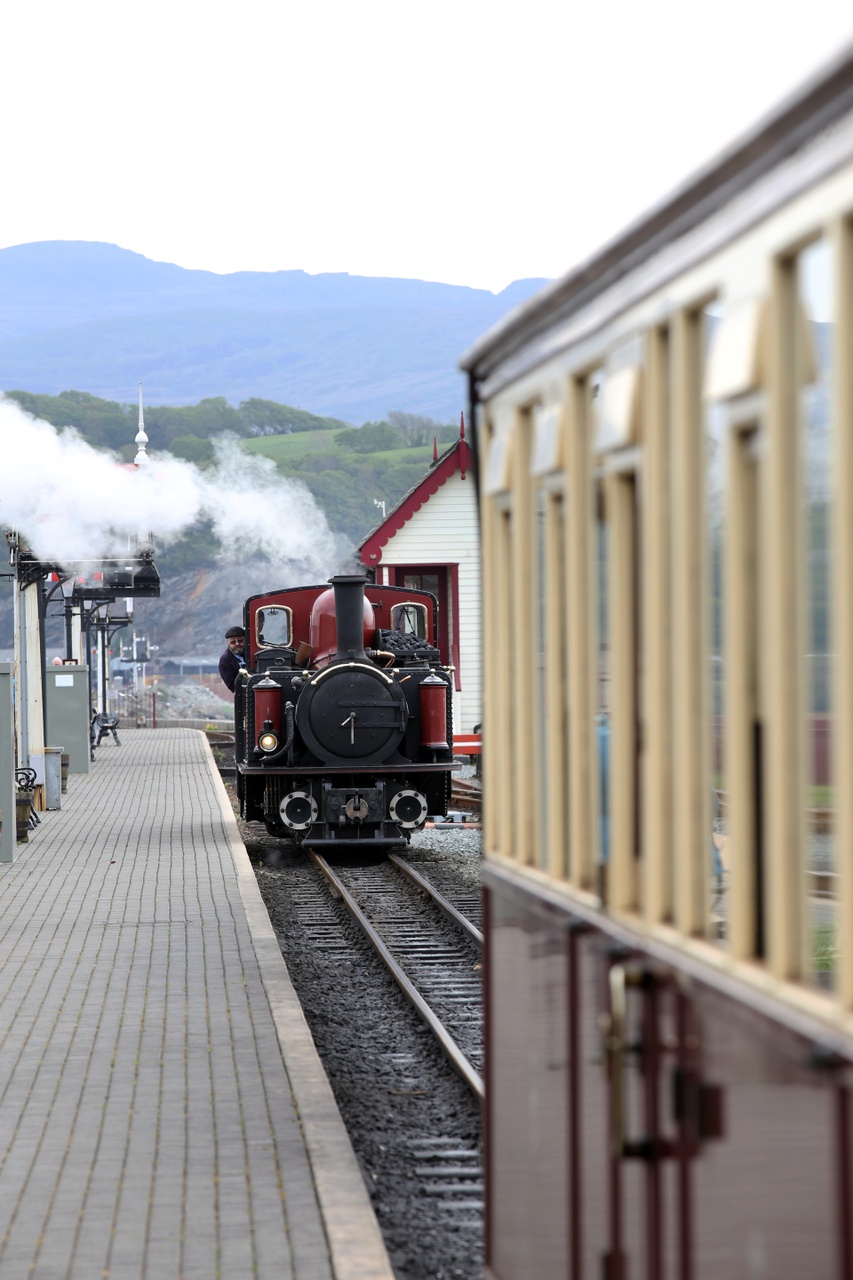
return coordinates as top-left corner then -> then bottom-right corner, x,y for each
234,574 -> 454,846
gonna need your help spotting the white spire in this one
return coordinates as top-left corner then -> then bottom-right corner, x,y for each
134,382 -> 149,467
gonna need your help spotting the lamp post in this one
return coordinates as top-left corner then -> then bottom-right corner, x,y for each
102,607 -> 133,719
59,575 -> 75,661
81,599 -> 98,717
41,572 -> 76,739
99,613 -> 108,715
42,572 -> 77,661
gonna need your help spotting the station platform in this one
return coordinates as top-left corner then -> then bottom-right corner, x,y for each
0,728 -> 393,1280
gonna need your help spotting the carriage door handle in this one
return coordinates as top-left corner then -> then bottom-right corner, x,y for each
606,964 -> 628,1159
604,963 -> 654,1160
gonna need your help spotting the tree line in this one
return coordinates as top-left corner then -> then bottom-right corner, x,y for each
3,389 -> 350,461
4,390 -> 458,460
4,387 -> 464,557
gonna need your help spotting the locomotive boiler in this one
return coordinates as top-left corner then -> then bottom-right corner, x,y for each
234,574 -> 453,846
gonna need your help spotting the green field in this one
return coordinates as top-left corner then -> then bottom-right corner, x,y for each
242,430 -> 343,462
243,431 -> 436,468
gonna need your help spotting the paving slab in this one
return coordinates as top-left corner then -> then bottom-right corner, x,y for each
0,728 -> 392,1280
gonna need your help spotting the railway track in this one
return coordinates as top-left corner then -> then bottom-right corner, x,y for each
449,775 -> 482,819
308,850 -> 484,1100
251,830 -> 485,1273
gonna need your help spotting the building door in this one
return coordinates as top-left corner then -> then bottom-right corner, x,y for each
390,565 -> 459,687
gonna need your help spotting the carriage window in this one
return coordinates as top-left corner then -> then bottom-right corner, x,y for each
595,484 -> 611,892
535,489 -> 548,869
541,482 -> 569,881
594,452 -> 641,912
798,239 -> 836,987
705,305 -> 728,943
255,606 -> 292,648
390,602 -> 428,639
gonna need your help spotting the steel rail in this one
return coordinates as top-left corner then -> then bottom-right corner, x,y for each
308,850 -> 485,1101
388,853 -> 484,948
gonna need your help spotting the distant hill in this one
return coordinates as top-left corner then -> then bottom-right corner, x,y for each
0,241 -> 550,422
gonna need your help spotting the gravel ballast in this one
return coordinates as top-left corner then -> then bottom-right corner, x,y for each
244,821 -> 485,1280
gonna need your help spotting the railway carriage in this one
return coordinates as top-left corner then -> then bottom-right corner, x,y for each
234,574 -> 454,846
463,46 -> 853,1280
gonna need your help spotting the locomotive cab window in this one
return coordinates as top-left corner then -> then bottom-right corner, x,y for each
255,606 -> 293,648
390,602 -> 428,639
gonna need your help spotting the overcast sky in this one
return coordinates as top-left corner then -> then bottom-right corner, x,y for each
2,1 -> 852,293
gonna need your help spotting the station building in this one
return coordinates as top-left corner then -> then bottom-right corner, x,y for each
357,420 -> 481,736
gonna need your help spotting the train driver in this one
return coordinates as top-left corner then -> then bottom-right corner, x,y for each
219,626 -> 246,694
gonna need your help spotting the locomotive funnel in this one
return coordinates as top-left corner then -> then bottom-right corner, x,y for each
331,574 -> 369,662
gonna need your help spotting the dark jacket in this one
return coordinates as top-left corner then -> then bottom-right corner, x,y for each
219,647 -> 245,693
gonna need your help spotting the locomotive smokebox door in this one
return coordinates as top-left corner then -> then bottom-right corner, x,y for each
296,666 -> 408,763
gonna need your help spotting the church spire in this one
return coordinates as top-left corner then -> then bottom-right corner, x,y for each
134,383 -> 149,466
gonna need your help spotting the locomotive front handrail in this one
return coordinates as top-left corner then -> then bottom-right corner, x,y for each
308,661 -> 395,687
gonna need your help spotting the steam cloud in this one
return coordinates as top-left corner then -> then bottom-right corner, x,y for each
0,396 -> 343,578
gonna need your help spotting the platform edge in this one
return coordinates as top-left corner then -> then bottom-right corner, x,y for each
201,735 -> 395,1280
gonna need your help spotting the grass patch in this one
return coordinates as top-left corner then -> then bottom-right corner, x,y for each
813,922 -> 838,972
243,431 -> 435,468
243,430 -> 343,462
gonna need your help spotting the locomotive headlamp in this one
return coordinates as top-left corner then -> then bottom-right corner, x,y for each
257,716 -> 279,753
253,679 -> 281,750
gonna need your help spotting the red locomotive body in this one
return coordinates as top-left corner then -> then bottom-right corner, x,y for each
234,575 -> 453,847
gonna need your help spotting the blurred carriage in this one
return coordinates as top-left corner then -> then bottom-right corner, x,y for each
464,44 -> 853,1280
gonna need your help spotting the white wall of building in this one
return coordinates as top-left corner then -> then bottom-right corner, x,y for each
376,470 -> 481,734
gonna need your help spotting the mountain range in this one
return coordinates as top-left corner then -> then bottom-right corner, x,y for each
0,241 -> 550,422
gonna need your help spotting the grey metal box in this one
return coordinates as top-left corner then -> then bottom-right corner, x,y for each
45,665 -> 90,775
0,664 -> 15,861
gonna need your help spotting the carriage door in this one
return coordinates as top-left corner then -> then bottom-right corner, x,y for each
592,315 -> 732,1279
596,950 -> 729,1280
592,356 -> 650,1277
593,462 -> 652,1280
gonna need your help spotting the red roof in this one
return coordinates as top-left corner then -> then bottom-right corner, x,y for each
358,437 -> 473,567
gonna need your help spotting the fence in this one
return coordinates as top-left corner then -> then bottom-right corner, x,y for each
104,687 -> 232,732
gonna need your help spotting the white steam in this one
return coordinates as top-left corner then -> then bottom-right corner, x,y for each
0,396 -> 341,576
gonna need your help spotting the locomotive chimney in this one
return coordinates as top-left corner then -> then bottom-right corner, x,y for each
331,574 -> 369,662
